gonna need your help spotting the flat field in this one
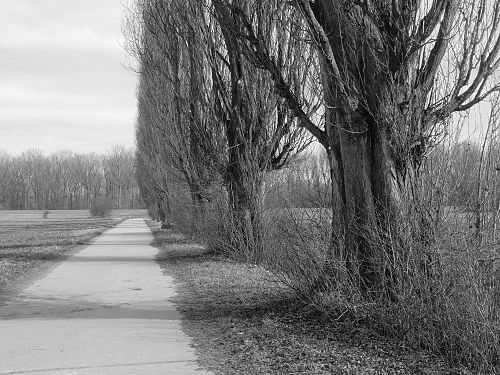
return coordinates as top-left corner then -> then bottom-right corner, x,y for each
0,209 -> 148,301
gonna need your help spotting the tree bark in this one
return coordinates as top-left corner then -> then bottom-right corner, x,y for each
322,74 -> 402,290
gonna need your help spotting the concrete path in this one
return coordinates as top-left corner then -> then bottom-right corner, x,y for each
0,219 -> 211,375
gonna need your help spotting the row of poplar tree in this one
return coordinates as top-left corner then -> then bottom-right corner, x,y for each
127,0 -> 500,291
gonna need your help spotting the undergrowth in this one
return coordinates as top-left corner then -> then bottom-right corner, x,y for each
151,222 -> 471,374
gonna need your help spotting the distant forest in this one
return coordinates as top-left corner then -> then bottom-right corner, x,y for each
0,146 -> 141,210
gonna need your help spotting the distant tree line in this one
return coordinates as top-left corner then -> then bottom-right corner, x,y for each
268,140 -> 500,212
434,141 -> 500,210
0,146 -> 141,211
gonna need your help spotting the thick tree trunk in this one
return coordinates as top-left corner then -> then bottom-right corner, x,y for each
323,95 -> 401,292
218,8 -> 266,263
226,174 -> 265,263
338,118 -> 376,284
163,193 -> 171,223
188,185 -> 206,236
158,201 -> 166,223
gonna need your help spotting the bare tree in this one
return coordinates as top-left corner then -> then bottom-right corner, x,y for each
0,152 -> 12,209
103,146 -> 135,209
73,153 -> 102,208
126,0 -> 314,259
211,0 -> 500,290
0,149 -> 140,211
135,80 -> 174,222
128,0 -> 224,220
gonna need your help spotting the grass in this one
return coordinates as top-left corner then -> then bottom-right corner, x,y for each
0,209 -> 147,301
151,221 -> 471,375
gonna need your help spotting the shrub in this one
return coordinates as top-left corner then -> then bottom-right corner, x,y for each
90,197 -> 114,218
262,195 -> 500,373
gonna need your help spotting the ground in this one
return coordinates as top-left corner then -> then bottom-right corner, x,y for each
151,222 -> 472,375
0,216 -> 209,375
0,211 -> 475,374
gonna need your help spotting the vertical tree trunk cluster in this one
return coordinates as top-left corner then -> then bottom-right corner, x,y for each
128,0 -> 500,291
129,0 -> 313,261
200,0 -> 500,293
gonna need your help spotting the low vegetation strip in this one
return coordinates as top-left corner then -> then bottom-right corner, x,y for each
151,223 -> 470,375
0,210 -> 137,301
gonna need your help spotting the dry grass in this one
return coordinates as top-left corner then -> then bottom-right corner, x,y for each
0,209 -> 147,301
262,206 -> 500,373
151,222 -> 470,375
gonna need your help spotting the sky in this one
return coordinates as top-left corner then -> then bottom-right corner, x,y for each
0,1 -> 138,156
0,2 -> 492,158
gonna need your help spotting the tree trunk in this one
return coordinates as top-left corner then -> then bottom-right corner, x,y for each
156,191 -> 171,224
188,185 -> 205,236
158,201 -> 165,223
323,88 -> 401,292
227,168 -> 265,263
217,4 -> 266,263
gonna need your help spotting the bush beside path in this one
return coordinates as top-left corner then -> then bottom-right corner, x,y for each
151,223 -> 471,375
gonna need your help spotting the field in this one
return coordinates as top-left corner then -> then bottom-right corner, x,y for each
0,209 -> 147,222
0,209 -> 148,302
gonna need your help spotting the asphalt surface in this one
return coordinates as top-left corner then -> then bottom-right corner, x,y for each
0,218 -> 212,374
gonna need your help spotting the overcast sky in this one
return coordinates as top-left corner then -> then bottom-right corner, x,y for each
0,1 -> 137,156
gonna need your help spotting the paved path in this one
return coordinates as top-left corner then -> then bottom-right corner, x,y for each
0,218 -> 211,375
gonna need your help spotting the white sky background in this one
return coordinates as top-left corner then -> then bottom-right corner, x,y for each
0,1 -> 137,156
0,1 -> 493,157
